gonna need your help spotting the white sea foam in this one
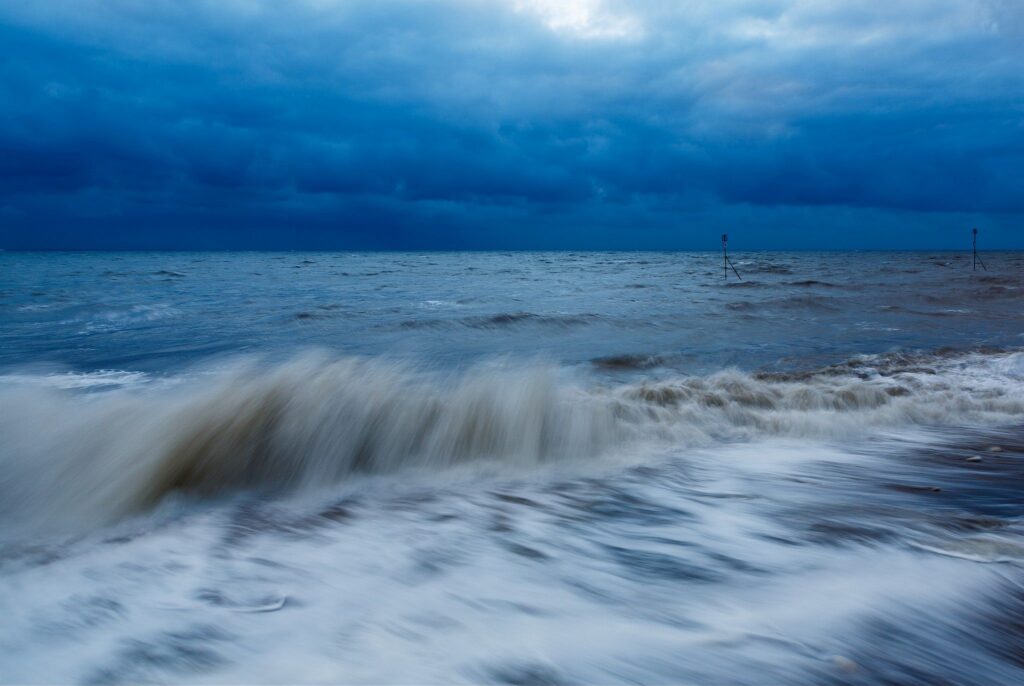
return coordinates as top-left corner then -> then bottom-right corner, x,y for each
0,369 -> 150,390
1,435 -> 1019,685
79,304 -> 179,333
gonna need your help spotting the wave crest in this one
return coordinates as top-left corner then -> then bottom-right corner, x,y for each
1,350 -> 1022,529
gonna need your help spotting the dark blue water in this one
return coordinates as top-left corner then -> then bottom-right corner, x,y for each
1,251 -> 1023,685
2,251 -> 1022,375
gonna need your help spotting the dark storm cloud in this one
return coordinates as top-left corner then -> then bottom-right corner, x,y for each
0,0 -> 1021,248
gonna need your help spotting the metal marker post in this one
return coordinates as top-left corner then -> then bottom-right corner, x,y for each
722,233 -> 728,279
973,228 -> 987,272
722,233 -> 742,280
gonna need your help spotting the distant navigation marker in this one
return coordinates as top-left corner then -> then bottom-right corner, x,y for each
722,233 -> 742,281
973,228 -> 987,272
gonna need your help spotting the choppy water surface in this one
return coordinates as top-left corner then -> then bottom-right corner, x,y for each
1,251 -> 1023,685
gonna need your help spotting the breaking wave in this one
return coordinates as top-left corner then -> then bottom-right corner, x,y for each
1,349 -> 1023,529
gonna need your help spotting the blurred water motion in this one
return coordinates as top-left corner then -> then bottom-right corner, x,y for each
1,251 -> 1023,684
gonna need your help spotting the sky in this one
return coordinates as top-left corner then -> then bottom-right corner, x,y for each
0,0 -> 1022,250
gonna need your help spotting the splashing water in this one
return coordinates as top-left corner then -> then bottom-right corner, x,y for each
2,251 -> 1024,685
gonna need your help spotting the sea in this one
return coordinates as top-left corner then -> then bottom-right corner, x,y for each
1,250 -> 1023,685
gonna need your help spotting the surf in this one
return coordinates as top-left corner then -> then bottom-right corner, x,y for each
0,348 -> 1022,531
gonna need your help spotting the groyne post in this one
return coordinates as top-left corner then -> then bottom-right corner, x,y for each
973,228 -> 987,272
722,233 -> 742,280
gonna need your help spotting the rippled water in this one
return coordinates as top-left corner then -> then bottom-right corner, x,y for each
1,251 -> 1023,685
3,251 -> 1023,374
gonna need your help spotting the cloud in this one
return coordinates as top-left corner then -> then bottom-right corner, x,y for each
0,0 -> 1021,248
513,0 -> 644,40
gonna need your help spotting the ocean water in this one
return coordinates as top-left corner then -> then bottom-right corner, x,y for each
1,250 -> 1023,685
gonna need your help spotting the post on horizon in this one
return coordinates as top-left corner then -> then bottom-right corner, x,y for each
973,228 -> 987,272
722,233 -> 727,279
721,233 -> 742,281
